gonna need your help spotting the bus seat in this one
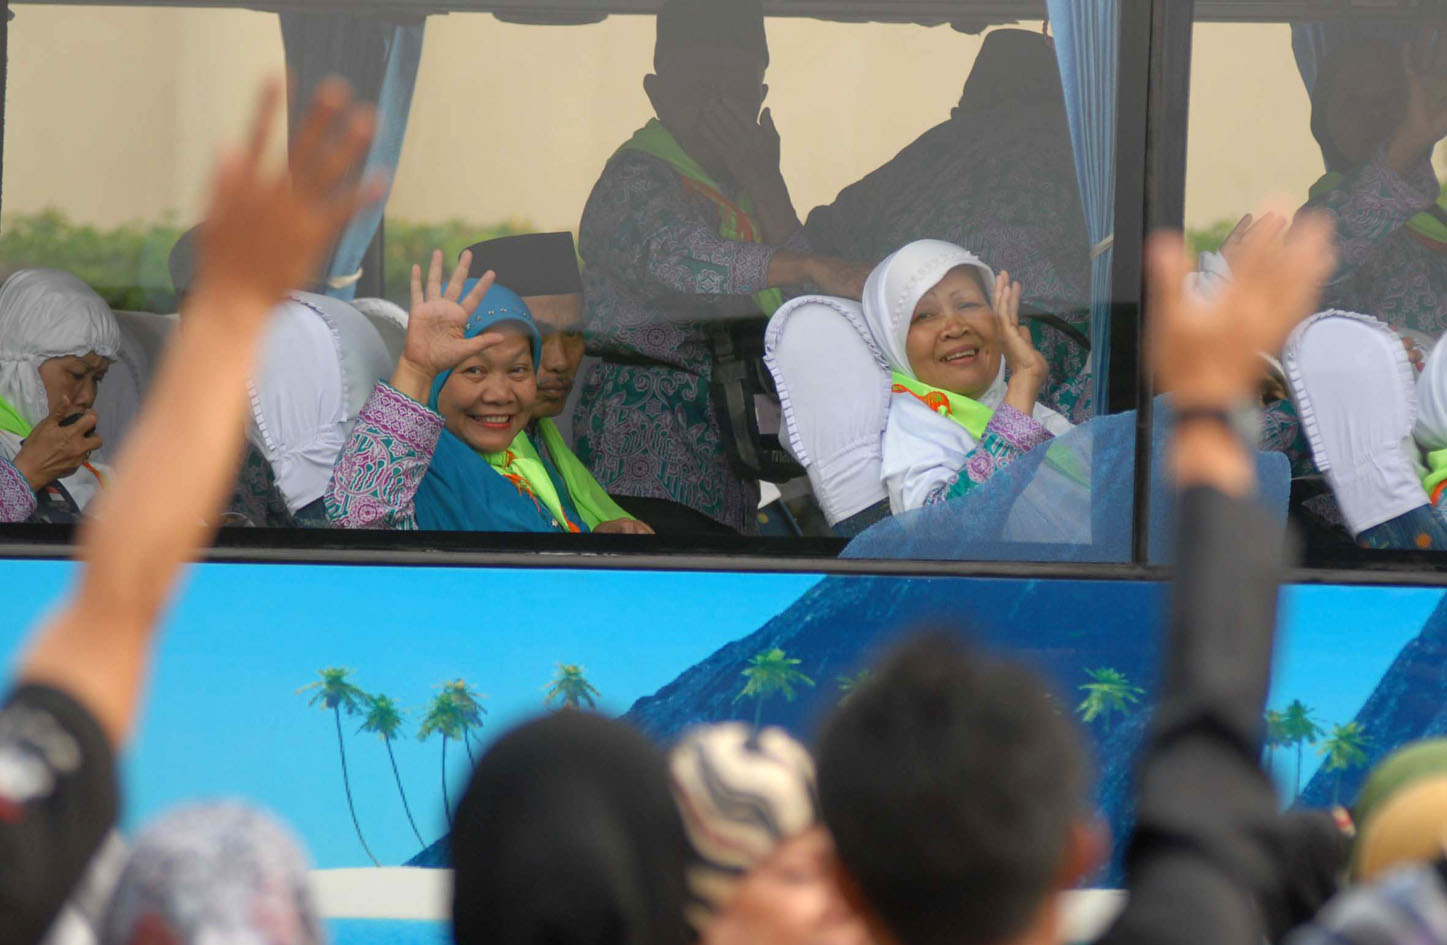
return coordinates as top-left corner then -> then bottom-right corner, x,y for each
352,297 -> 409,367
764,295 -> 890,527
96,310 -> 178,460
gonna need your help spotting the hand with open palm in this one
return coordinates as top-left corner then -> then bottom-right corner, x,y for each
995,270 -> 1048,416
391,249 -> 500,404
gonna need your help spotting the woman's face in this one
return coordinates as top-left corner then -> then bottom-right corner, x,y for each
905,266 -> 1002,398
436,328 -> 538,453
38,352 -> 110,415
702,827 -> 873,945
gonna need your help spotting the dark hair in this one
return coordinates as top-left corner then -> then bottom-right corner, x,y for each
817,632 -> 1088,945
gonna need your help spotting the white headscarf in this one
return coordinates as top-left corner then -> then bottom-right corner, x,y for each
0,270 -> 120,512
248,291 -> 391,514
860,240 -> 1072,513
0,269 -> 120,428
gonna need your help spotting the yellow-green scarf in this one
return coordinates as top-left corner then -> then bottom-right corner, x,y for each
535,418 -> 634,530
618,119 -> 783,315
1312,172 -> 1447,248
0,394 -> 31,439
484,433 -> 582,534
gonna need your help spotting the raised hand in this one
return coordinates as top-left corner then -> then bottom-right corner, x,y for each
1149,209 -> 1336,410
1220,212 -> 1287,271
12,396 -> 103,490
391,249 -> 501,404
993,271 -> 1048,415
189,77 -> 384,316
697,99 -> 801,243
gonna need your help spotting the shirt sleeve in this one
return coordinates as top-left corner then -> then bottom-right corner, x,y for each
0,459 -> 37,523
1306,149 -> 1441,289
939,405 -> 1056,504
324,382 -> 443,531
578,153 -> 779,303
0,684 -> 118,945
1097,487 -> 1289,945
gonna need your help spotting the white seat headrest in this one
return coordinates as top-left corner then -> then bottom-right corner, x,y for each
765,295 -> 891,525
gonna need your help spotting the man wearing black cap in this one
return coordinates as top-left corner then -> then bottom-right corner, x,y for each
573,0 -> 872,536
465,233 -> 653,534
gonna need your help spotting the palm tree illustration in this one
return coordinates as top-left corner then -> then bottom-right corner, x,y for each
1075,667 -> 1144,735
735,647 -> 815,728
836,670 -> 871,705
1281,699 -> 1325,801
1319,721 -> 1371,805
297,667 -> 380,867
418,690 -> 465,830
359,693 -> 427,851
441,679 -> 487,764
1263,709 -> 1288,770
545,664 -> 600,710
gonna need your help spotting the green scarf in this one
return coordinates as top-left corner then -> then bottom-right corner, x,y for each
890,371 -> 995,439
535,418 -> 634,529
1311,172 -> 1447,247
484,433 -> 582,534
1424,449 -> 1447,505
0,394 -> 31,439
618,119 -> 783,315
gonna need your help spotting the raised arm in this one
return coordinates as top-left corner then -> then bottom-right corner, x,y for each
1099,211 -> 1337,945
15,78 -> 381,747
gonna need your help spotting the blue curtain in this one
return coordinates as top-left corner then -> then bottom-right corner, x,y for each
281,12 -> 425,301
1046,0 -> 1118,415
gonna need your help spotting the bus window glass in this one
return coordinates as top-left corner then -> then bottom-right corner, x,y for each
1186,10 -> 1447,562
0,2 -> 1138,565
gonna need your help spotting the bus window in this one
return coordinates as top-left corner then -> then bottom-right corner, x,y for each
0,2 -> 1141,567
1184,9 -> 1447,567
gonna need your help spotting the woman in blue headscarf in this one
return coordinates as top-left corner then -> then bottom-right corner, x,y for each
326,250 -> 643,533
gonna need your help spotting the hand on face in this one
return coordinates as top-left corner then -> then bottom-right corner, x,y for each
435,328 -> 538,454
696,98 -> 782,191
392,250 -> 503,403
1148,209 -> 1336,409
190,77 -> 384,315
12,394 -> 103,490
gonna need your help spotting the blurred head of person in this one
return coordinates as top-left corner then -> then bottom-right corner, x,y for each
816,632 -> 1102,945
670,722 -> 872,945
1352,738 -> 1447,881
643,0 -> 769,183
0,268 -> 119,427
1311,39 -> 1408,172
464,233 -> 585,419
452,711 -> 692,945
428,281 -> 541,454
101,801 -> 322,945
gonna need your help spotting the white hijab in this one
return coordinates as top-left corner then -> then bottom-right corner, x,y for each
859,240 -> 1072,513
248,292 -> 391,514
0,269 -> 120,511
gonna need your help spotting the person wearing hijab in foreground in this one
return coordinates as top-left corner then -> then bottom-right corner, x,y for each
858,239 -> 1073,514
100,802 -> 322,945
816,214 -> 1346,945
327,252 -> 647,533
451,711 -> 691,945
669,723 -> 869,945
465,233 -> 652,533
0,269 -> 119,523
573,0 -> 872,536
0,78 -> 380,945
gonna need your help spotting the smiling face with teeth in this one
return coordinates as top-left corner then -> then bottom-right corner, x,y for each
436,325 -> 539,453
904,265 -> 1004,398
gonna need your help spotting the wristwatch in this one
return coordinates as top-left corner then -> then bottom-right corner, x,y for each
1173,401 -> 1262,446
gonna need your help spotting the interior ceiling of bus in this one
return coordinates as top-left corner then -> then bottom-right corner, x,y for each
10,0 -> 1436,21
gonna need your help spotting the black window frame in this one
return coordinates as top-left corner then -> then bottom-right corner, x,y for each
4,0 -> 1447,587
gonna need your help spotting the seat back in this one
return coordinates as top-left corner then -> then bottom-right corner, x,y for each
764,296 -> 890,526
96,310 -> 178,460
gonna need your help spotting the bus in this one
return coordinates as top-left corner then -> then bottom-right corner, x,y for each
1,1 -> 1441,939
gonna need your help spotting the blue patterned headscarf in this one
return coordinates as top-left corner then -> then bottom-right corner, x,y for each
415,281 -> 569,533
